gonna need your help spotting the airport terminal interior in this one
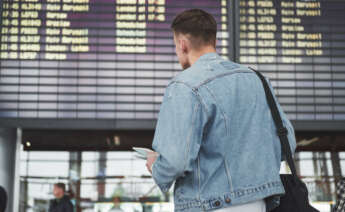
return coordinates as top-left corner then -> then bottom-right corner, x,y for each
0,0 -> 344,211
15,149 -> 345,212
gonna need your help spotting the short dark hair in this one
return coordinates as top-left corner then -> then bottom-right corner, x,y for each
54,183 -> 66,192
171,9 -> 217,48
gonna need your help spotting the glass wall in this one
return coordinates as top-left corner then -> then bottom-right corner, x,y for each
19,150 -> 172,212
19,149 -> 345,212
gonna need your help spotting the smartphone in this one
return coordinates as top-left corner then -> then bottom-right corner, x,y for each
132,147 -> 154,159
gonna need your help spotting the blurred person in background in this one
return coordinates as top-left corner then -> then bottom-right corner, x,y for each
108,196 -> 124,212
0,186 -> 7,212
49,183 -> 73,212
145,9 -> 296,212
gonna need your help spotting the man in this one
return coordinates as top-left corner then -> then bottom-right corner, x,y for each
0,186 -> 7,212
146,9 -> 297,212
49,183 -> 73,212
108,196 -> 124,212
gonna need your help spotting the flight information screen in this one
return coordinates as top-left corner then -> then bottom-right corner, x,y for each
238,0 -> 345,121
0,0 -> 345,127
0,0 -> 229,119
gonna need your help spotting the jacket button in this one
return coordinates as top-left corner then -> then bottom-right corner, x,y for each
214,201 -> 221,207
225,198 -> 231,203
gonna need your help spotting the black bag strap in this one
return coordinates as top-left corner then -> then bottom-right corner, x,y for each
251,69 -> 298,179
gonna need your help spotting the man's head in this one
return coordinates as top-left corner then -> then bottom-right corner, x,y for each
53,183 -> 66,199
113,196 -> 121,206
171,9 -> 217,69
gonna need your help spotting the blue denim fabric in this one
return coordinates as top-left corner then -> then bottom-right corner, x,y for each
151,53 -> 297,211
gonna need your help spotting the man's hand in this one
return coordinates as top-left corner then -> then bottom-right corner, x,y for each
146,151 -> 159,174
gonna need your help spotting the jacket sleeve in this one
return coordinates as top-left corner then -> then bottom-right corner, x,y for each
151,82 -> 208,193
65,200 -> 74,212
266,78 -> 297,160
48,200 -> 54,212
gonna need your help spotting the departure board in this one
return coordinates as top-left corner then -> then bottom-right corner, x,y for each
0,0 -> 345,129
0,0 -> 229,119
238,0 -> 345,121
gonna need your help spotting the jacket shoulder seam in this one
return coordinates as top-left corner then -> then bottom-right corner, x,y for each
169,80 -> 209,117
196,69 -> 252,88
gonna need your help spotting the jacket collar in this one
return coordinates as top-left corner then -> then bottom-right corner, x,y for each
193,52 -> 221,67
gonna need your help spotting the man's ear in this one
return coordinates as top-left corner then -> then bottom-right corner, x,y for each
180,38 -> 189,54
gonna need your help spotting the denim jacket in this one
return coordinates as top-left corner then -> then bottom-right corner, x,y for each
151,53 -> 297,211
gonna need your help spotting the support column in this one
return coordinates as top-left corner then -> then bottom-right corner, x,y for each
0,128 -> 18,212
320,152 -> 331,200
69,152 -> 82,212
97,152 -> 107,201
331,151 -> 342,186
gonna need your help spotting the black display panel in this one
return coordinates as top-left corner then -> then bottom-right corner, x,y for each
238,0 -> 345,121
0,0 -> 345,130
0,0 -> 230,119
